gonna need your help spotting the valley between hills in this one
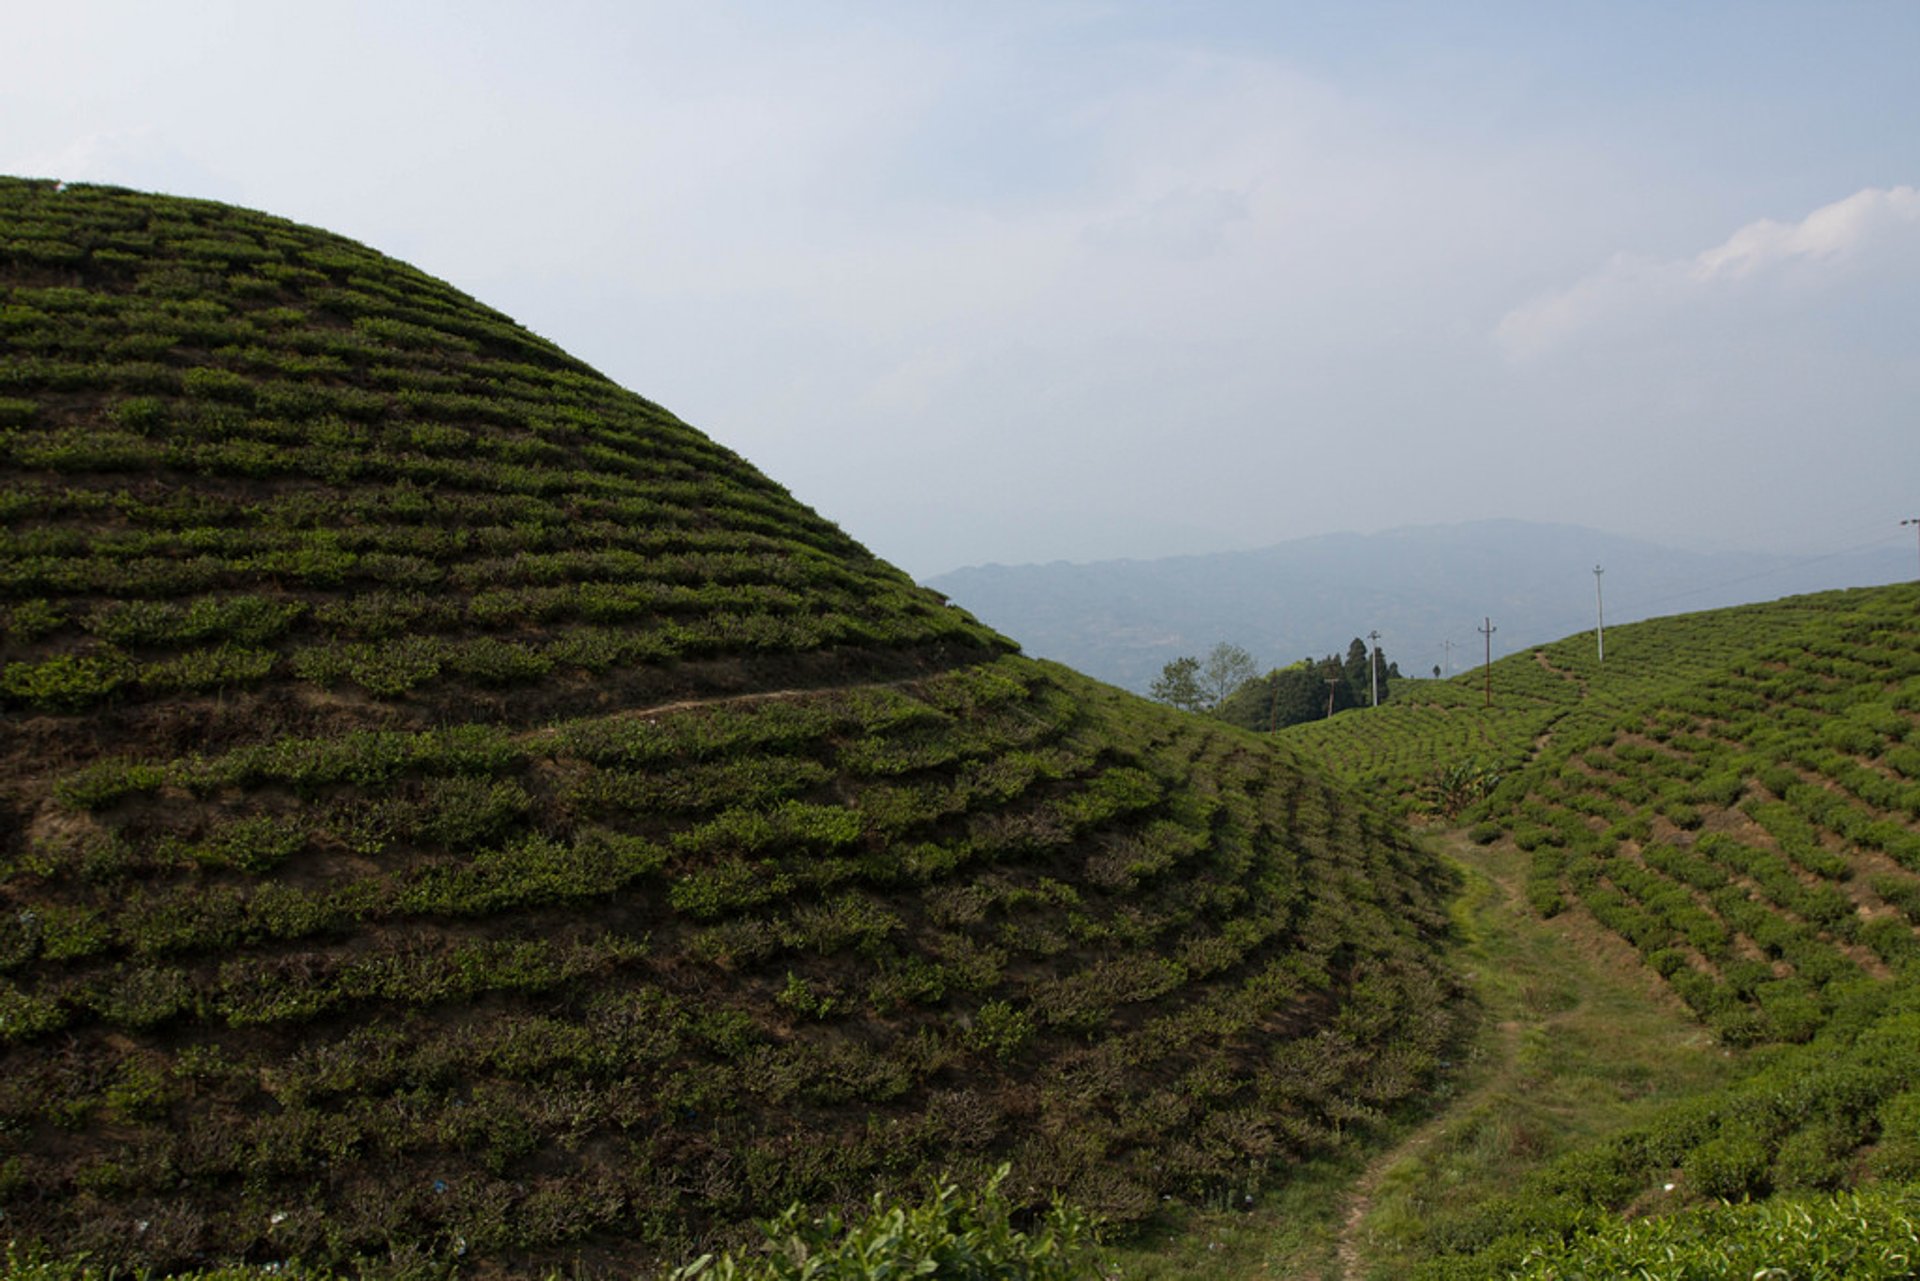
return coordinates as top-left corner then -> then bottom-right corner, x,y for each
3,178 -> 1919,1278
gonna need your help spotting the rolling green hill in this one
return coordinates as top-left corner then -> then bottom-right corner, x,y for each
1273,584 -> 1920,1276
0,179 -> 1465,1274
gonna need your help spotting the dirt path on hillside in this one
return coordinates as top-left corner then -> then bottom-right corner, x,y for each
1330,817 -> 1721,1280
1332,1014 -> 1521,1281
1533,650 -> 1579,682
1332,829 -> 1525,1281
510,673 -> 925,746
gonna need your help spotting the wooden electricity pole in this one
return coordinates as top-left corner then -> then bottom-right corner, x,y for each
1905,519 -> 1920,582
1479,617 -> 1497,707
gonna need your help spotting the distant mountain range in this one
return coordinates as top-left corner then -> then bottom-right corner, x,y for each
926,520 -> 1915,693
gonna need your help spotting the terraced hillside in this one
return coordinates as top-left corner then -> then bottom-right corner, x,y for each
0,179 -> 1463,1274
1465,585 -> 1920,1045
1279,591 -> 1885,811
1272,585 -> 1920,1275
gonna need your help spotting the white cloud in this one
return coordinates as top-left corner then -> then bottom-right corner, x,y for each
1693,185 -> 1920,280
1496,185 -> 1920,357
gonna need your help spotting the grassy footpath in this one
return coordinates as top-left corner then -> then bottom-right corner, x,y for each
1099,828 -> 1744,1280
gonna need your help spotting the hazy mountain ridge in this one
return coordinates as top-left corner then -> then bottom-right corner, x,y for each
928,519 -> 1914,692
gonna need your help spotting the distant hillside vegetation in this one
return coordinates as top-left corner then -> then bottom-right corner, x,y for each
0,179 -> 1464,1274
926,522 -> 1911,694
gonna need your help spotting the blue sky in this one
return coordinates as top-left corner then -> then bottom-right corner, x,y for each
5,2 -> 1918,576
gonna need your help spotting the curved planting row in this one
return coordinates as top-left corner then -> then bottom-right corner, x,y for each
0,178 -> 1467,1274
0,655 -> 1462,1269
1474,586 -> 1920,1049
0,178 -> 1001,747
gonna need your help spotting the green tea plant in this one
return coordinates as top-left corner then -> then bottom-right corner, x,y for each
664,1168 -> 1100,1281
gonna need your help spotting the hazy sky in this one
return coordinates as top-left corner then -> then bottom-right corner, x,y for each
6,2 -> 1918,578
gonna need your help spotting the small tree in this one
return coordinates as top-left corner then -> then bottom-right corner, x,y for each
1343,638 -> 1371,697
1152,644 -> 1258,713
1149,655 -> 1205,711
1200,642 -> 1258,708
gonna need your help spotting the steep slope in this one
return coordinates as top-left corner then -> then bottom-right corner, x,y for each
0,179 -> 1463,1273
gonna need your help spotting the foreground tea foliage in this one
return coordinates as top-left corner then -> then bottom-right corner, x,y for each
0,1167 -> 1108,1281
1501,1184 -> 1920,1281
666,1167 -> 1099,1281
0,179 -> 1464,1274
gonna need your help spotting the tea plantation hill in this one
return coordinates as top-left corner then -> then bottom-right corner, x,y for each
1271,584 -> 1920,1276
0,178 -> 1464,1274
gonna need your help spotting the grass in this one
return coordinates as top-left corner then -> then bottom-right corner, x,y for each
1092,1154 -> 1365,1280
1352,834 -> 1742,1278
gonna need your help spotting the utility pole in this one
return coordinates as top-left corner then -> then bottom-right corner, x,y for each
1367,629 -> 1382,707
1442,638 -> 1456,676
1593,564 -> 1606,665
1479,617 -> 1497,708
1905,519 -> 1920,582
1324,676 -> 1340,720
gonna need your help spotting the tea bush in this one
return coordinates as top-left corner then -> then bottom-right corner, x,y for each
664,1167 -> 1100,1281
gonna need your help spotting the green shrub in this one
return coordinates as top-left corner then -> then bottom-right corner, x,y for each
1662,801 -> 1703,830
180,365 -> 254,404
3,598 -> 64,641
665,1166 -> 1099,1280
184,814 -> 306,873
443,635 -> 554,685
88,964 -> 197,1029
139,645 -> 276,693
1679,1124 -> 1769,1200
1868,1089 -> 1920,1180
964,999 -> 1035,1063
1504,1186 -> 1920,1281
0,648 -> 131,710
1769,1122 -> 1849,1191
0,977 -> 68,1042
1886,744 -> 1920,780
109,395 -> 168,430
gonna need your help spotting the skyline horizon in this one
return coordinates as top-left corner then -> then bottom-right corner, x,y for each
7,4 -> 1917,580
